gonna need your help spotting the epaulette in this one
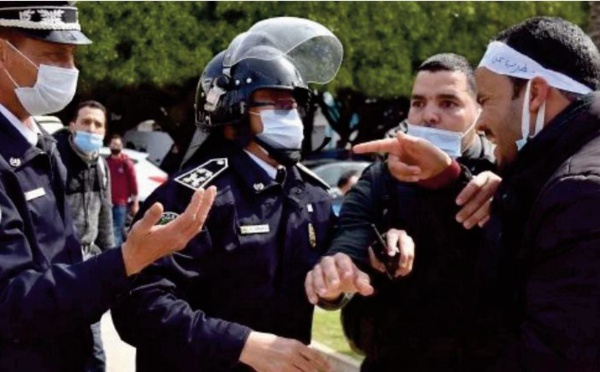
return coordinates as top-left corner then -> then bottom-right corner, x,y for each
175,158 -> 228,191
296,163 -> 330,190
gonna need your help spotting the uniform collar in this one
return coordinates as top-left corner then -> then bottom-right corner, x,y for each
244,149 -> 285,180
0,103 -> 40,146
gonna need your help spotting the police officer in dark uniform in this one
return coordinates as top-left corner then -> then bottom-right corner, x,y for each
0,3 -> 215,371
111,17 -> 343,372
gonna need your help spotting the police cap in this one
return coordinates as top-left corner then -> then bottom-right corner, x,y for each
0,1 -> 91,45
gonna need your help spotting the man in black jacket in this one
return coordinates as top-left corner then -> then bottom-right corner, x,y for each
353,17 -> 600,371
305,53 -> 503,371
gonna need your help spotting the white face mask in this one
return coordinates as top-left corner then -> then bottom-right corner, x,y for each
405,120 -> 475,158
3,41 -> 79,116
515,79 -> 546,151
253,109 -> 304,150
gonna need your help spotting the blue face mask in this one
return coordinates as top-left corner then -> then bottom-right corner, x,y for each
73,131 -> 103,154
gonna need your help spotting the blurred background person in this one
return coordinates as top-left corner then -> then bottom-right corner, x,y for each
54,100 -> 113,372
106,134 -> 138,246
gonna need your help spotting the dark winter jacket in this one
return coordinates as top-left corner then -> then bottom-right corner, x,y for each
54,129 -> 114,257
482,93 -> 600,371
330,134 -> 505,371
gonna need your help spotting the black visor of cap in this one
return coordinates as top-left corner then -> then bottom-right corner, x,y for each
0,4 -> 91,45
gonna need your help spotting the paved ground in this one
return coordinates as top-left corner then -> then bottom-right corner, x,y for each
101,312 -> 135,372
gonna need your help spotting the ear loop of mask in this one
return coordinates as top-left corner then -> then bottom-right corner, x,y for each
517,79 -> 546,150
1,40 -> 39,89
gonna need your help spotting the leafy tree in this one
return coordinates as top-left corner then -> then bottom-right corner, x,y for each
76,2 -> 588,98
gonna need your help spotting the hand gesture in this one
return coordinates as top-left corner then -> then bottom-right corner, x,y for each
121,186 -> 217,276
455,171 -> 501,229
239,332 -> 331,372
369,228 -> 415,278
305,253 -> 374,305
353,132 -> 451,182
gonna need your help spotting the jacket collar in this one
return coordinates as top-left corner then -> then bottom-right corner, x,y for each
502,93 -> 597,180
0,111 -> 50,167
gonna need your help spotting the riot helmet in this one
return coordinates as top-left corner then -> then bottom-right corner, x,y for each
195,17 -> 343,165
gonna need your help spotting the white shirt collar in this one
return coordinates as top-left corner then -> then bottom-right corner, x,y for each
244,149 -> 282,180
0,104 -> 40,146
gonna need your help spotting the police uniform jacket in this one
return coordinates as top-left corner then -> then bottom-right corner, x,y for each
112,138 -> 335,372
0,112 -> 129,372
330,134 -> 504,371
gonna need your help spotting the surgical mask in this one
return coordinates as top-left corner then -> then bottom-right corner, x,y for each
515,79 -> 546,151
253,109 -> 304,150
3,41 -> 79,116
73,131 -> 103,154
405,120 -> 475,158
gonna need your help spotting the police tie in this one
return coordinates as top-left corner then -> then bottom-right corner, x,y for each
276,166 -> 287,184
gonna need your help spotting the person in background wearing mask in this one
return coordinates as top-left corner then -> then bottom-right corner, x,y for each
53,100 -> 113,372
0,2 -> 216,371
305,53 -> 504,371
354,17 -> 600,371
106,134 -> 139,246
112,17 -> 343,372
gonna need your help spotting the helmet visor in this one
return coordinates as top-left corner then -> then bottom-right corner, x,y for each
223,17 -> 343,84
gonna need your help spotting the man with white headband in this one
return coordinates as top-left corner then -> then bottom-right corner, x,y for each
305,53 -> 502,371
354,17 -> 600,370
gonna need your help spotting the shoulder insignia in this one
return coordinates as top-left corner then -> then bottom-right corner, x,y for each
296,163 -> 330,190
175,158 -> 228,191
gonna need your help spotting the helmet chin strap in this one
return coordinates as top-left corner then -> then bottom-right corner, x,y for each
253,137 -> 302,166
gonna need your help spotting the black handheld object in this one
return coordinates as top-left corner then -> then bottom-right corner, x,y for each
371,224 -> 400,279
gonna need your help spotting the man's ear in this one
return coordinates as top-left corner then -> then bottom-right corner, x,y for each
529,76 -> 551,112
0,39 -> 8,65
69,121 -> 76,133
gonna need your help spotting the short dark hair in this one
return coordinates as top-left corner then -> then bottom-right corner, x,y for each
337,170 -> 359,189
494,17 -> 600,100
110,134 -> 122,141
417,53 -> 477,97
72,100 -> 108,122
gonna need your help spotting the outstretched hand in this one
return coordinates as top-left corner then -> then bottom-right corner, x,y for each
305,253 -> 374,305
353,132 -> 451,182
122,186 -> 217,276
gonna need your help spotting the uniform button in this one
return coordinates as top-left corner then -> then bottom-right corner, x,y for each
501,193 -> 509,201
13,338 -> 20,344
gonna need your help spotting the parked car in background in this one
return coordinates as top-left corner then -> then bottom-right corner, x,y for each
306,160 -> 371,215
99,147 -> 167,202
34,115 -> 65,135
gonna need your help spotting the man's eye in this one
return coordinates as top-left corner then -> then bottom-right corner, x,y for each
440,101 -> 458,109
410,101 -> 424,108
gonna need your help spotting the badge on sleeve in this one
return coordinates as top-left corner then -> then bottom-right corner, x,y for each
175,158 -> 228,191
158,211 -> 179,225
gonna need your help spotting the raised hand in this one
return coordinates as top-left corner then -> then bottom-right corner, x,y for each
121,186 -> 217,276
455,171 -> 501,229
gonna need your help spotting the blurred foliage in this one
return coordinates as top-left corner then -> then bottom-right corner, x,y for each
75,1 -> 588,98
